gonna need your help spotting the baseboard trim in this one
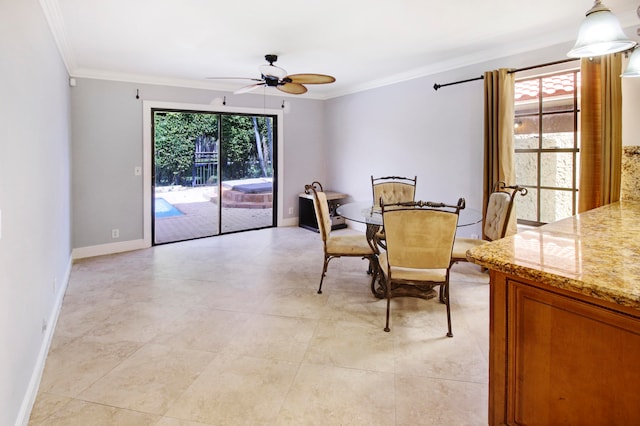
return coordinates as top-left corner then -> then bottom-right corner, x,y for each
16,257 -> 72,426
280,217 -> 298,227
72,238 -> 149,260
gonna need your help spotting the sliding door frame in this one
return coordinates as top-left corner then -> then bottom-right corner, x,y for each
142,100 -> 285,248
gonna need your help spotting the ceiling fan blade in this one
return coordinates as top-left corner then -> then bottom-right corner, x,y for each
234,83 -> 265,94
277,83 -> 307,95
286,74 -> 336,84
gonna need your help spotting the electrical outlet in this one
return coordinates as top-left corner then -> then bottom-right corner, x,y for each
471,233 -> 479,239
288,207 -> 293,215
41,319 -> 47,334
112,228 -> 119,239
134,166 -> 142,176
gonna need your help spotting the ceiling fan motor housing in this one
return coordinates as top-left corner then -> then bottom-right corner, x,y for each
264,75 -> 280,86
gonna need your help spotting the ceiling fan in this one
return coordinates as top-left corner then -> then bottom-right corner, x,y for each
208,54 -> 335,95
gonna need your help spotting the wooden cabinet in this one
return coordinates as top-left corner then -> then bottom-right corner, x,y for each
489,271 -> 640,425
298,191 -> 347,232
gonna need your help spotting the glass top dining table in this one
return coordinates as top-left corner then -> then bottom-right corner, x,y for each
336,201 -> 482,228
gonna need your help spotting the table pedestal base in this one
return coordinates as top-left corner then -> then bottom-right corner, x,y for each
371,273 -> 439,300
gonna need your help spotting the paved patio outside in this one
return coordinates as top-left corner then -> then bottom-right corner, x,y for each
154,186 -> 273,244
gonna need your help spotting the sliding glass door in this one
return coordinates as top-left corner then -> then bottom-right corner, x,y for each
152,109 -> 276,244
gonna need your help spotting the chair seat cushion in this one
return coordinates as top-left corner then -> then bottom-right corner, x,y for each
378,252 -> 446,282
452,238 -> 487,260
326,233 -> 375,256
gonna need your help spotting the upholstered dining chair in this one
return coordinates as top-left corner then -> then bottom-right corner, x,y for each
378,198 -> 465,335
371,175 -> 417,248
451,182 -> 528,264
305,182 -> 377,295
371,175 -> 417,208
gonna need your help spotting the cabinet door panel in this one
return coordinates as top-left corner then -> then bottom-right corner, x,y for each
507,279 -> 640,425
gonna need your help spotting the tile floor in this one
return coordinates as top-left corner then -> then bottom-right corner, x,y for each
29,226 -> 490,425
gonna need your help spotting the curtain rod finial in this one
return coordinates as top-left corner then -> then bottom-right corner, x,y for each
433,83 -> 441,91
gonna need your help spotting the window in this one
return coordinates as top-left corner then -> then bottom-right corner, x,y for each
513,70 -> 580,226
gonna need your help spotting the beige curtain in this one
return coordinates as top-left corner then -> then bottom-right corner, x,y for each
483,69 -> 516,237
578,54 -> 622,213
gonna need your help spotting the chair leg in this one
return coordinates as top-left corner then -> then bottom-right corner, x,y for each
443,283 -> 453,337
384,295 -> 391,332
384,276 -> 391,332
317,256 -> 330,294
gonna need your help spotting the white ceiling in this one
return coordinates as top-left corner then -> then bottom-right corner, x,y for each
41,0 -> 639,99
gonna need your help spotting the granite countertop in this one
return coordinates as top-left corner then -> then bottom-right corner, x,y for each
466,200 -> 640,310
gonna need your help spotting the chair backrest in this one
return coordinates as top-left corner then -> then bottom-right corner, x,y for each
371,176 -> 417,208
382,199 -> 464,270
304,182 -> 331,242
483,182 -> 528,241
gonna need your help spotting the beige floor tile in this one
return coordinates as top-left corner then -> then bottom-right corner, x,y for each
304,319 -> 395,372
395,374 -> 488,426
393,325 -> 488,384
151,307 -> 250,352
275,362 -> 396,425
38,337 -> 142,397
321,289 -> 387,327
27,392 -> 74,425
257,287 -> 331,319
155,417 -> 214,426
224,314 -> 318,362
79,343 -> 216,415
84,300 -> 188,343
165,354 -> 299,425
200,283 -> 269,313
30,399 -> 160,426
30,227 -> 491,424
54,294 -> 123,338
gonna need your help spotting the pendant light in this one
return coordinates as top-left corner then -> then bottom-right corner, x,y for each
622,47 -> 640,77
621,7 -> 640,77
568,0 -> 637,58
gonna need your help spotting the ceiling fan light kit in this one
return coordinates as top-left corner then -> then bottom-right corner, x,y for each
208,54 -> 335,95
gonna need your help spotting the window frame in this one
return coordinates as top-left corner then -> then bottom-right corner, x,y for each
514,69 -> 580,226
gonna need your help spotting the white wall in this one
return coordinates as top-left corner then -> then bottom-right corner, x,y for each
0,1 -> 72,424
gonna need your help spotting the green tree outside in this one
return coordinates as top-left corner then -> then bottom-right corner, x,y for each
154,112 -> 273,186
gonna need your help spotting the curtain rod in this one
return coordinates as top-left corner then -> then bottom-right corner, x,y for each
432,57 -> 579,91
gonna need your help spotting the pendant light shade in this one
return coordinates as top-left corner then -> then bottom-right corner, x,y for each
622,48 -> 640,77
567,0 -> 637,58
